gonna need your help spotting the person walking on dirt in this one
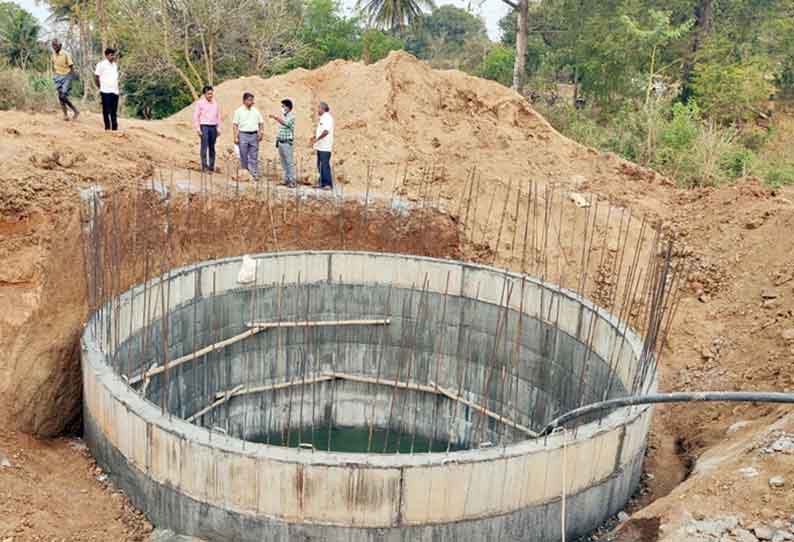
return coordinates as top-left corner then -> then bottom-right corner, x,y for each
269,99 -> 296,187
94,48 -> 119,131
312,101 -> 334,190
51,39 -> 79,122
193,85 -> 221,173
233,92 -> 264,181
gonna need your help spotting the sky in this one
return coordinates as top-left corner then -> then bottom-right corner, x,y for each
11,0 -> 509,39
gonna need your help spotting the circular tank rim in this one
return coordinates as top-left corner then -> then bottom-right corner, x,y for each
81,250 -> 657,468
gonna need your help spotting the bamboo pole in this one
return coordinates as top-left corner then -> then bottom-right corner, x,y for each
131,318 -> 390,385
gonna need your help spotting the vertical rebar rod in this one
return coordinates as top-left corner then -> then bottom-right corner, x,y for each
447,280 -> 481,453
394,275 -> 429,453
472,275 -> 512,444
427,271 -> 451,453
407,274 -> 431,453
328,275 -> 344,452
367,284 -> 393,453
268,276 -> 286,445
383,282 -> 416,453
492,179 -> 512,265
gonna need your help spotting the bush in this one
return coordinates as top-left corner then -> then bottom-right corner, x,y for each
0,66 -> 29,109
761,162 -> 794,187
362,29 -> 403,64
658,101 -> 700,151
0,65 -> 54,110
721,146 -> 756,178
479,46 -> 514,87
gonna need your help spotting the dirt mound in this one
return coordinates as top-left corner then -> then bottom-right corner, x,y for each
165,51 -> 646,190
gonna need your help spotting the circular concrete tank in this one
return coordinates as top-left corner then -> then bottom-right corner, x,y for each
81,251 -> 656,542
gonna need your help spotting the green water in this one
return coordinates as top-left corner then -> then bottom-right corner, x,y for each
253,426 -> 465,454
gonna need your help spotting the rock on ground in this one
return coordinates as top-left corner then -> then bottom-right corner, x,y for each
148,529 -> 208,542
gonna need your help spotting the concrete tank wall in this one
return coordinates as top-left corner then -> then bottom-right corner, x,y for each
81,251 -> 655,542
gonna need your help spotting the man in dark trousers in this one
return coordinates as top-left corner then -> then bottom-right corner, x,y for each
51,39 -> 79,121
193,85 -> 221,173
312,101 -> 334,190
94,48 -> 119,130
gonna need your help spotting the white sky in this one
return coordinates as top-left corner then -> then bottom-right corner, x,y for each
11,0 -> 509,41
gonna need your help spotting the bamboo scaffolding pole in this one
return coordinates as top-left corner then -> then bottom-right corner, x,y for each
131,318 -> 390,385
200,372 -> 538,438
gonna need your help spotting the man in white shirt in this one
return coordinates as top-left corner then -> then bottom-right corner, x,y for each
94,48 -> 119,131
312,101 -> 334,190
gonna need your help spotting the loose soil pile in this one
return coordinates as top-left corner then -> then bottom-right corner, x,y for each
1,51 -> 793,541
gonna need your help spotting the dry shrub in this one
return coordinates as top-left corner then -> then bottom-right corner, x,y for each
0,65 -> 57,111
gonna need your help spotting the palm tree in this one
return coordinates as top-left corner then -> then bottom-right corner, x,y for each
357,0 -> 435,33
0,3 -> 44,70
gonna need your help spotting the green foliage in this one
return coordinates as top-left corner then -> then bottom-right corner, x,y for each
720,146 -> 755,178
658,101 -> 701,155
297,0 -> 362,67
0,2 -> 45,70
404,5 -> 488,72
497,12 -> 545,77
414,5 -> 486,50
357,0 -> 434,32
692,37 -> 774,123
362,29 -> 403,64
761,162 -> 794,188
540,97 -> 766,188
479,46 -> 514,87
0,62 -> 55,110
122,68 -> 192,119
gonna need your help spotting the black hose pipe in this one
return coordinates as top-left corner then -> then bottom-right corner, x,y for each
540,391 -> 794,436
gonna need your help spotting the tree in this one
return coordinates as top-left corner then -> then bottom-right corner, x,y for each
494,0 -> 531,91
692,35 -> 774,123
416,5 -> 486,48
497,10 -> 544,76
297,0 -> 362,67
357,0 -> 435,32
0,3 -> 44,70
404,5 -> 489,71
621,10 -> 693,105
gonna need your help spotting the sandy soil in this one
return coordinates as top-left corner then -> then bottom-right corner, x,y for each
1,52 -> 793,541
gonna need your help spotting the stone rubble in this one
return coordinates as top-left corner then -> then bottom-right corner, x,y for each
761,434 -> 794,455
677,516 -> 794,542
148,529 -> 208,542
738,466 -> 760,478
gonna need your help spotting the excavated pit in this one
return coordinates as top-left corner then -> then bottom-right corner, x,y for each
81,251 -> 656,542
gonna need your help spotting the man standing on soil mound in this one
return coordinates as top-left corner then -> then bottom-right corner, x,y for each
51,39 -> 79,122
193,85 -> 221,173
270,98 -> 296,187
312,101 -> 334,190
232,92 -> 264,181
94,48 -> 119,131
